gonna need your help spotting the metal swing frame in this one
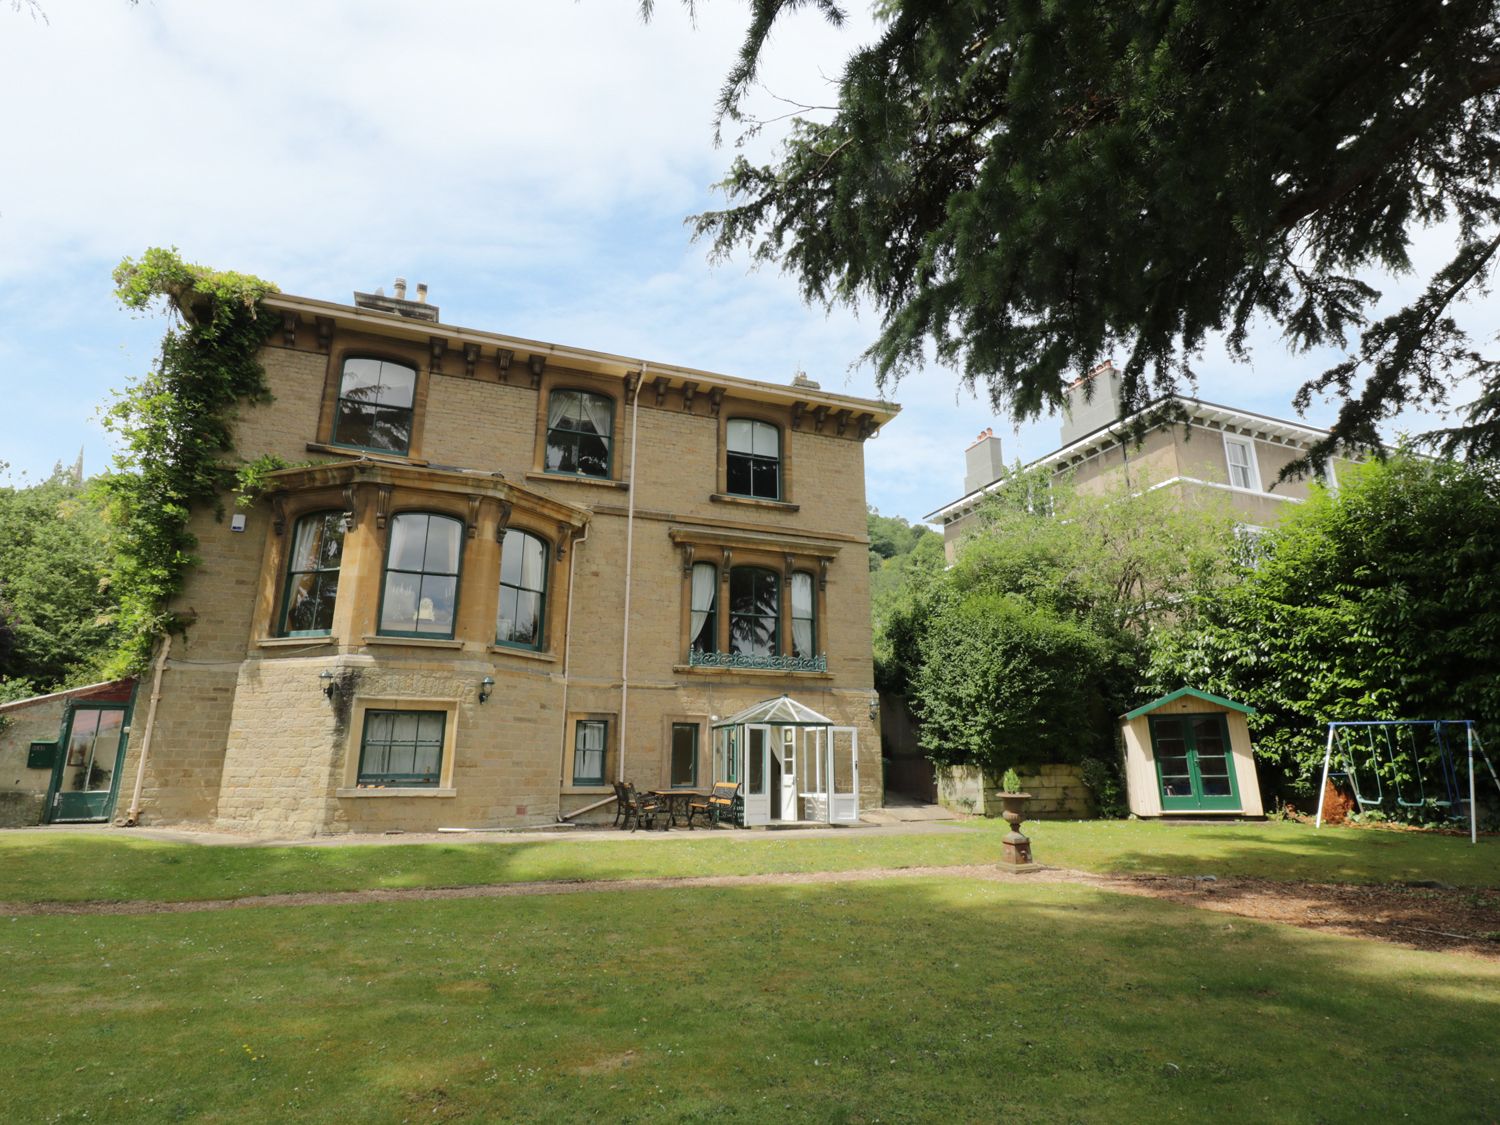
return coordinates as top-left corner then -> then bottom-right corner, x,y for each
1316,720 -> 1499,844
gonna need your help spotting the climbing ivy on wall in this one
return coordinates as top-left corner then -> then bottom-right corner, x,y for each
100,248 -> 278,673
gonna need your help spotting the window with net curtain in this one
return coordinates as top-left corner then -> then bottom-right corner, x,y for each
333,357 -> 417,454
573,719 -> 607,786
496,528 -> 548,649
546,389 -> 613,477
726,418 -> 781,499
790,571 -> 816,658
358,710 -> 445,787
729,567 -> 779,657
690,561 -> 717,654
379,513 -> 463,638
279,511 -> 346,635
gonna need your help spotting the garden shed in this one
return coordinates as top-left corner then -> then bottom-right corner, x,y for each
1121,688 -> 1264,818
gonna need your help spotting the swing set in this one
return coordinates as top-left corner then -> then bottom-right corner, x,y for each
1314,720 -> 1500,843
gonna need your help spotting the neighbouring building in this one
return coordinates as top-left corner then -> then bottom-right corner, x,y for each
925,361 -> 1358,561
64,280 -> 896,835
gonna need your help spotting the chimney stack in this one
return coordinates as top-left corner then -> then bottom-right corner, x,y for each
1059,361 -> 1123,445
963,428 -> 1003,495
353,276 -> 440,323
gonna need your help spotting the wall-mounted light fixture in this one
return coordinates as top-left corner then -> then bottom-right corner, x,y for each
868,694 -> 880,722
319,670 -> 337,700
478,676 -> 495,704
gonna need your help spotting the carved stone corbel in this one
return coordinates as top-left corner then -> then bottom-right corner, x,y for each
857,412 -> 878,440
466,494 -> 482,539
280,311 -> 298,348
496,348 -> 514,383
791,402 -> 806,431
342,485 -> 358,527
784,552 -> 796,579
653,375 -> 670,408
556,523 -> 573,561
429,336 -> 447,373
818,558 -> 830,591
494,501 -> 513,541
374,485 -> 393,531
624,371 -> 641,399
527,354 -> 545,389
835,409 -> 852,437
463,342 -> 480,379
708,387 -> 724,417
681,381 -> 698,412
813,405 -> 830,433
315,316 -> 334,353
720,547 -> 733,572
680,544 -> 696,577
270,495 -> 286,536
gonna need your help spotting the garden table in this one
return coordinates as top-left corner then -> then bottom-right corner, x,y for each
648,789 -> 710,827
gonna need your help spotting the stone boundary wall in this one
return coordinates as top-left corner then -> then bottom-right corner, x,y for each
936,763 -> 1094,819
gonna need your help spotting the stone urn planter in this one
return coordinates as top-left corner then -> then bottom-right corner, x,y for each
998,792 -> 1033,866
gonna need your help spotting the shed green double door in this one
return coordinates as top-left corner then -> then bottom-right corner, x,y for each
47,705 -> 130,823
1149,713 -> 1240,812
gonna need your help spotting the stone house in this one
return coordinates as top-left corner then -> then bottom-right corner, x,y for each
77,281 -> 896,835
926,361 -> 1359,561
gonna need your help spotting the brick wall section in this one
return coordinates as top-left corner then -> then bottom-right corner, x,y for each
125,309 -> 885,835
936,764 -> 1094,819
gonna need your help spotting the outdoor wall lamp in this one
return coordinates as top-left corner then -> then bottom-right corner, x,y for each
868,694 -> 880,722
319,670 -> 337,700
479,676 -> 495,704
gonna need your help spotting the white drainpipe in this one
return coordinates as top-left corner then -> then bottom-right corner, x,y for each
121,634 -> 171,826
617,365 -> 645,783
555,521 -> 595,822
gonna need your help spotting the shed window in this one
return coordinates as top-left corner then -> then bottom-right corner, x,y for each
726,419 -> 781,499
333,357 -> 417,455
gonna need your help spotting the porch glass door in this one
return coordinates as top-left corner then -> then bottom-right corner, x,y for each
1150,713 -> 1240,812
778,727 -> 798,822
52,706 -> 128,823
829,726 -> 860,823
742,724 -> 772,826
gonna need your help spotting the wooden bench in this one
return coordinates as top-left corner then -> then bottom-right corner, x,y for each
687,781 -> 741,829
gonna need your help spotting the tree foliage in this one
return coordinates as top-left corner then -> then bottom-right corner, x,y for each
100,248 -> 277,672
0,465 -> 119,692
665,1 -> 1500,467
1150,452 -> 1500,794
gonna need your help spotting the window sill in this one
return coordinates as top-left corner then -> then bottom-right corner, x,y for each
306,441 -> 429,467
711,492 -> 799,512
487,645 -> 558,663
563,785 -> 613,796
256,635 -> 336,649
362,635 -> 465,650
336,787 -> 457,798
525,470 -> 628,491
673,663 -> 833,680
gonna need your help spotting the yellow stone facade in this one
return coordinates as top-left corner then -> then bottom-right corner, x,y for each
115,291 -> 897,835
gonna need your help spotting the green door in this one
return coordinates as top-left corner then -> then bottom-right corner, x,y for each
1150,713 -> 1240,812
48,705 -> 130,823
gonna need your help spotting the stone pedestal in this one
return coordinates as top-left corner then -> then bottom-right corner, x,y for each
998,792 -> 1033,865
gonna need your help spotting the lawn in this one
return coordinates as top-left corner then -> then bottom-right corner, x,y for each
4,877 -> 1497,1122
0,820 -> 1495,905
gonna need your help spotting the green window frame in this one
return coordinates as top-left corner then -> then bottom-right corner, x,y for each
729,566 -> 780,657
670,723 -> 699,788
1149,712 -> 1241,812
545,389 -> 614,478
725,418 -> 781,499
357,710 -> 445,787
790,571 -> 816,658
496,528 -> 549,650
378,512 -> 464,638
278,511 -> 346,636
573,719 -> 608,786
332,356 -> 417,455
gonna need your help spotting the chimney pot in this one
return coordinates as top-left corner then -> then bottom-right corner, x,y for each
394,277 -> 407,300
415,283 -> 428,304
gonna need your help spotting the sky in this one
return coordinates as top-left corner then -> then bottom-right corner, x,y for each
0,2 -> 1493,524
